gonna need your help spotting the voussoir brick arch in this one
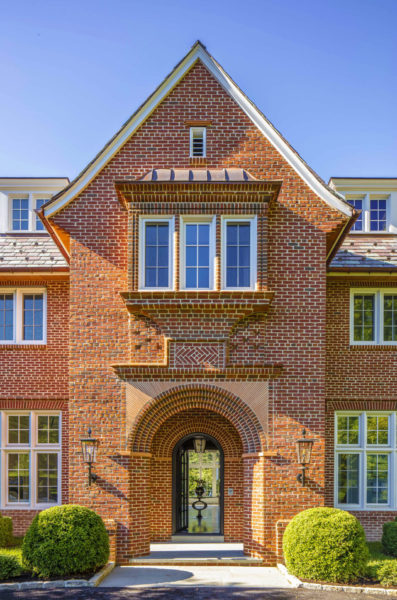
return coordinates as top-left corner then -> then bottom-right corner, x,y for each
151,409 -> 244,458
129,384 -> 264,454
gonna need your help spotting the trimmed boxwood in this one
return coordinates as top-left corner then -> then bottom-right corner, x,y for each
0,515 -> 13,547
0,554 -> 23,580
22,505 -> 109,578
382,520 -> 397,557
283,507 -> 369,583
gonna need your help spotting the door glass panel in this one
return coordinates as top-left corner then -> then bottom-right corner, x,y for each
188,449 -> 220,533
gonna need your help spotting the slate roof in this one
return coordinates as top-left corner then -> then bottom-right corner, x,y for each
140,168 -> 257,182
0,235 -> 68,270
331,235 -> 397,270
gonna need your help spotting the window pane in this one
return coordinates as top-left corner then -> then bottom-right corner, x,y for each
191,128 -> 205,157
384,295 -> 397,342
144,223 -> 169,288
184,223 -> 210,289
35,199 -> 45,231
8,415 -> 30,444
367,415 -> 389,445
37,453 -> 58,503
23,294 -> 44,341
337,415 -> 359,445
347,199 -> 363,231
367,454 -> 389,504
370,199 -> 387,232
12,198 -> 29,231
353,294 -> 375,342
225,223 -> 251,288
8,453 -> 30,503
0,294 -> 14,341
38,415 -> 60,444
338,454 -> 359,504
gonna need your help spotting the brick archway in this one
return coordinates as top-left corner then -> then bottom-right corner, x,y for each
129,383 -> 264,454
128,384 -> 267,560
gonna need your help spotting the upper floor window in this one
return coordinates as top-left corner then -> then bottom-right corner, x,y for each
190,127 -> 206,158
0,411 -> 61,508
8,195 -> 49,232
180,217 -> 215,290
139,215 -> 257,291
35,199 -> 46,231
139,218 -> 174,290
12,198 -> 29,231
222,217 -> 257,290
0,288 -> 46,344
346,194 -> 390,233
350,288 -> 397,345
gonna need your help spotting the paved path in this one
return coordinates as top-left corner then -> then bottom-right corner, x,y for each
0,587 -> 392,599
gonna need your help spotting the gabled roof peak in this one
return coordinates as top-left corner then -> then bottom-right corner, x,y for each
44,42 -> 352,219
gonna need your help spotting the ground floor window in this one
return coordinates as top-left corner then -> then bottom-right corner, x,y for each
0,411 -> 61,509
335,411 -> 397,509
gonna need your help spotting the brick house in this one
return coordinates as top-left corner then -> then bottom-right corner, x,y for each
0,42 -> 396,564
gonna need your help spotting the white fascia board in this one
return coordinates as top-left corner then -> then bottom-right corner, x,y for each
45,44 -> 352,218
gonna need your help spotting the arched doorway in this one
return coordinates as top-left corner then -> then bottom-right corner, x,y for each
173,433 -> 224,535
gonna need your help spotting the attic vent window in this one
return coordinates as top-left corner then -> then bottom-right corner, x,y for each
190,127 -> 206,158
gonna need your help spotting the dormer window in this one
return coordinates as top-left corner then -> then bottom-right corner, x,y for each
346,194 -> 389,233
8,195 -> 50,232
190,127 -> 206,158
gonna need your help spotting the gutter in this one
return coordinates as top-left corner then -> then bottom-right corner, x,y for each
326,208 -> 359,265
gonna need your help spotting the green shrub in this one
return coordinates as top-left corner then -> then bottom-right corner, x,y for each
382,520 -> 397,557
22,505 -> 109,578
0,515 -> 13,547
0,554 -> 23,580
283,507 -> 369,583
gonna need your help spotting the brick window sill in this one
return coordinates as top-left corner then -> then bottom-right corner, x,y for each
350,345 -> 397,351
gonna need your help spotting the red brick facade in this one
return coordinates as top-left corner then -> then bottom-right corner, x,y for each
1,49 -> 395,562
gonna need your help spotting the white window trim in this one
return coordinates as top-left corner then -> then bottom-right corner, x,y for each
7,193 -> 51,233
0,288 -> 47,345
189,127 -> 206,158
350,288 -> 397,346
179,215 -> 216,290
138,216 -> 175,291
334,411 -> 396,510
221,216 -> 257,291
0,411 -> 62,509
346,193 -> 391,234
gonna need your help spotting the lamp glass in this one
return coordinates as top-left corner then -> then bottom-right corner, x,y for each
193,436 -> 206,454
81,437 -> 99,464
296,431 -> 314,466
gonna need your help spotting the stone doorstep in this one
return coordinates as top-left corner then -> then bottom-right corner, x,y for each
129,558 -> 264,566
0,562 -> 115,592
277,563 -> 397,596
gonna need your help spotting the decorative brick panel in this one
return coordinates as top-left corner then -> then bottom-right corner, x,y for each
170,341 -> 225,369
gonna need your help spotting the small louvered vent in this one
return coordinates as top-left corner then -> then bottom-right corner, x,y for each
190,127 -> 206,157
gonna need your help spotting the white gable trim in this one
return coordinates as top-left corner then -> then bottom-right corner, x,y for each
45,43 -> 351,218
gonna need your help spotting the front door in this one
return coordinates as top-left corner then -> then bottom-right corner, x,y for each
173,434 -> 223,535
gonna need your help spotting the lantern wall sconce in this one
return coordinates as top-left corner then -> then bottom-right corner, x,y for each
193,436 -> 206,454
296,429 -> 314,486
80,428 -> 99,486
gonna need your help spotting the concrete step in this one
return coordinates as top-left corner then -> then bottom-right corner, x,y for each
128,542 -> 263,566
128,557 -> 264,566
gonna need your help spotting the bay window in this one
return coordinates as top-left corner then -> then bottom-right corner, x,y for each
335,412 -> 397,509
222,216 -> 257,290
0,411 -> 61,508
350,288 -> 397,345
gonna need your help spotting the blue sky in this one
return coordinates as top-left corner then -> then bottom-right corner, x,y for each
0,0 -> 396,181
